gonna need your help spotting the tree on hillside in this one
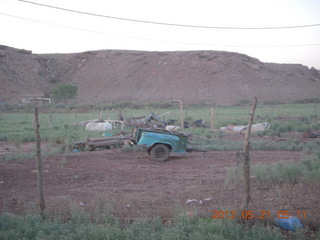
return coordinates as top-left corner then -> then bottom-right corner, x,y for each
52,84 -> 77,106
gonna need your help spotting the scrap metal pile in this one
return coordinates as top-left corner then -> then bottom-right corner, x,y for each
124,112 -> 167,129
86,135 -> 134,150
124,112 -> 209,130
71,133 -> 134,151
70,112 -> 210,151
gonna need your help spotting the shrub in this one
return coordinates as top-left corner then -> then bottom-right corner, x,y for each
301,148 -> 320,183
1,151 -> 35,163
249,149 -> 320,185
251,162 -> 303,185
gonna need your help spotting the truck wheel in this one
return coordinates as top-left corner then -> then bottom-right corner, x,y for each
150,144 -> 170,162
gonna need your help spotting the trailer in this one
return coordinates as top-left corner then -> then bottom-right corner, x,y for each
70,128 -> 204,161
135,128 -> 190,161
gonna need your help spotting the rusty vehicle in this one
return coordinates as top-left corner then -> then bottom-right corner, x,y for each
135,128 -> 189,161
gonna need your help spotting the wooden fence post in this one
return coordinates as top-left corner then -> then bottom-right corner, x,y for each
47,110 -> 53,128
34,107 -> 45,218
211,107 -> 215,130
179,101 -> 184,129
185,104 -> 188,118
118,109 -> 124,121
172,100 -> 184,129
99,110 -> 104,120
241,97 -> 257,211
314,101 -> 318,122
49,111 -> 52,124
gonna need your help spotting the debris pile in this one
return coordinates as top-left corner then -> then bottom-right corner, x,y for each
192,119 -> 210,128
70,134 -> 134,151
124,112 -> 167,129
76,119 -> 124,131
303,130 -> 318,138
124,113 -> 210,130
85,120 -> 112,131
185,197 -> 212,205
70,113 -> 211,152
86,135 -> 134,150
220,122 -> 269,133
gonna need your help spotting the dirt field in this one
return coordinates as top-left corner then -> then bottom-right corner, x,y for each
0,139 -> 319,229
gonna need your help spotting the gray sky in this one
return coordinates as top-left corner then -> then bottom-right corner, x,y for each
1,0 -> 320,69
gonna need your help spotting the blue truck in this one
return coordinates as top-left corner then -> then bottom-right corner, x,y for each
135,128 -> 190,161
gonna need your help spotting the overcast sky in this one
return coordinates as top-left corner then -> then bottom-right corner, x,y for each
1,0 -> 320,69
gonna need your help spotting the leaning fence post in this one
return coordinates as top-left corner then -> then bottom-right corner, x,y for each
241,97 -> 257,212
34,107 -> 45,218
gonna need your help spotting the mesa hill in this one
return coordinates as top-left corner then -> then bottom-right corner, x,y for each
0,45 -> 319,105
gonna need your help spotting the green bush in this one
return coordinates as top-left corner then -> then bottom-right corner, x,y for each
257,129 -> 280,137
227,143 -> 320,186
269,120 -> 320,133
250,149 -> 320,185
1,152 -> 35,163
251,162 -> 303,185
301,148 -> 320,183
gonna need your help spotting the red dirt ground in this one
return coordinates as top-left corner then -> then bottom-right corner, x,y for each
0,139 -> 319,228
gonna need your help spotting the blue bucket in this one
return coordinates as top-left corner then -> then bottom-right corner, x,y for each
275,216 -> 303,231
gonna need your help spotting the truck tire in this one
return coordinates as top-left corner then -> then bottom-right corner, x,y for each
150,144 -> 170,162
146,149 -> 152,159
